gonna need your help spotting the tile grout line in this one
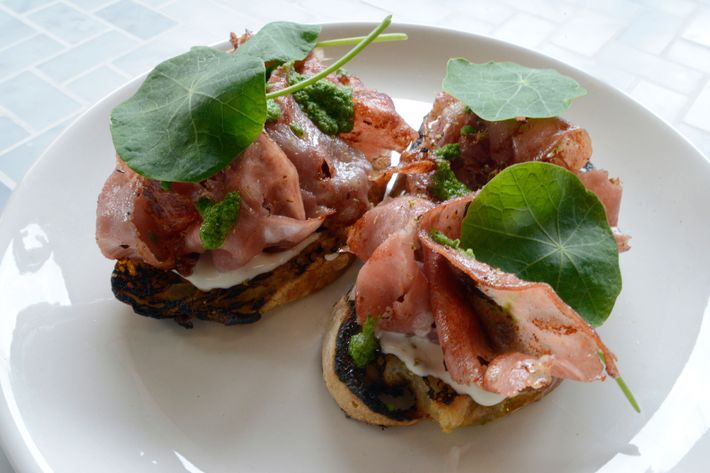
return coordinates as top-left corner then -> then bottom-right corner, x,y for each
679,120 -> 710,136
653,3 -> 710,123
0,105 -> 37,135
71,0 -> 161,43
0,102 -> 36,132
1,0 -> 59,16
637,76 -> 705,126
679,76 -> 710,131
0,34 -> 65,84
59,0 -> 127,38
48,61 -> 117,90
0,113 -> 79,161
658,2 -> 702,58
0,27 -> 126,86
104,62 -> 133,79
131,0 -> 178,17
29,67 -> 90,106
0,170 -> 16,190
91,0 -> 181,43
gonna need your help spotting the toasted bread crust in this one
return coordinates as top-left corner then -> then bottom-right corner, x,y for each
322,294 -> 419,427
112,230 -> 353,328
322,291 -> 561,431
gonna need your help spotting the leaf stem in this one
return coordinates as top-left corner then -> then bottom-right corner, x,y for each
598,351 -> 640,413
316,32 -> 407,47
265,15 -> 392,100
615,375 -> 641,413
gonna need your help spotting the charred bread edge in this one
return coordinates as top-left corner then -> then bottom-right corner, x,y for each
112,229 -> 354,328
322,289 -> 562,431
322,292 -> 420,427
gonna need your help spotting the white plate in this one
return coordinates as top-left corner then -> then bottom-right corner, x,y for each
1,22 -> 710,473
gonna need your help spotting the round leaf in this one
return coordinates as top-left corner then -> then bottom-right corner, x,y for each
442,58 -> 587,121
237,21 -> 321,64
110,46 -> 266,183
460,162 -> 621,326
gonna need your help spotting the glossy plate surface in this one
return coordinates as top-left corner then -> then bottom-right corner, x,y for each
1,23 -> 709,473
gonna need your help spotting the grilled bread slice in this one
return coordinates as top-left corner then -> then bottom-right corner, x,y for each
322,291 -> 560,432
112,229 -> 353,328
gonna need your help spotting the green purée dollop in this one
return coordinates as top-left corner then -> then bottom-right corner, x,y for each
195,191 -> 241,250
433,143 -> 461,160
349,315 -> 378,368
428,159 -> 470,201
288,71 -> 354,135
265,98 -> 282,123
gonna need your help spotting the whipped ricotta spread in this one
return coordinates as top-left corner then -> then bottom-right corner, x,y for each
182,234 -> 320,291
378,330 -> 505,406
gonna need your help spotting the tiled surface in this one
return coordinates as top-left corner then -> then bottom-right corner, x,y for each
0,0 -> 709,470
0,115 -> 28,149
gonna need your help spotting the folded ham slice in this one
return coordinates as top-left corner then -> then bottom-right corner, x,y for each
347,196 -> 434,261
351,196 -> 435,335
579,168 -> 623,227
96,159 -> 198,270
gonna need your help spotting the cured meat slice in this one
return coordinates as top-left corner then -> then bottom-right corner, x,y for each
419,227 -> 618,384
579,168 -> 623,227
347,196 -> 434,261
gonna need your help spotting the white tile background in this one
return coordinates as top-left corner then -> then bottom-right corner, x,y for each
0,0 -> 709,470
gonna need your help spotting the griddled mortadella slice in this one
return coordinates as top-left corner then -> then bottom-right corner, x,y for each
347,196 -> 434,261
350,196 -> 435,335
418,199 -> 619,391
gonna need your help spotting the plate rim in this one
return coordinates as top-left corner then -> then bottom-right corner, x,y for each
1,20 -> 710,473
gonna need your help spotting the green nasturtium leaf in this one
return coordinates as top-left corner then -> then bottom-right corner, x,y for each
237,21 -> 321,64
110,46 -> 266,183
442,58 -> 587,121
460,162 -> 620,326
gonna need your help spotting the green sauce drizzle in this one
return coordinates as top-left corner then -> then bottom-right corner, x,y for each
195,191 -> 241,250
460,124 -> 476,136
433,143 -> 461,160
430,229 -> 475,258
349,315 -> 378,368
265,98 -> 282,123
289,122 -> 305,138
288,71 -> 354,135
428,159 -> 470,201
